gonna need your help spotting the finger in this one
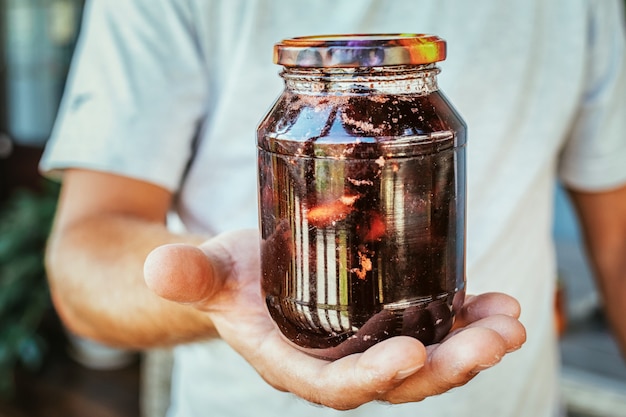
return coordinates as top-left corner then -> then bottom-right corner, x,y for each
462,314 -> 527,353
253,335 -> 427,410
383,326 -> 508,404
445,313 -> 526,352
144,243 -> 223,304
319,337 -> 427,408
453,292 -> 521,330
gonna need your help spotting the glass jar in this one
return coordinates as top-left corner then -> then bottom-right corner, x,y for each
257,34 -> 466,360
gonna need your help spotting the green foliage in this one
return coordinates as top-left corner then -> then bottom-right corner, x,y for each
0,180 -> 60,398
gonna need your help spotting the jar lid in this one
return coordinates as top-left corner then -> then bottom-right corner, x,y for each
274,34 -> 446,68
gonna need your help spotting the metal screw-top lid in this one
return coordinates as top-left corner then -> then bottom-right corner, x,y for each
274,34 -> 446,68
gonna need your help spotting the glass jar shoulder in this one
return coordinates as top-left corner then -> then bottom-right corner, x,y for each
257,90 -> 466,158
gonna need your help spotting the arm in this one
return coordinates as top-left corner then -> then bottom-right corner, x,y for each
45,168 -> 214,348
48,168 -> 526,409
568,185 -> 626,355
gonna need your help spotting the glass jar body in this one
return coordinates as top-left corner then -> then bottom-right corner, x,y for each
257,65 -> 466,359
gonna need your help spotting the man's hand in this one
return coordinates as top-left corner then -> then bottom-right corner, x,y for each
144,229 -> 526,410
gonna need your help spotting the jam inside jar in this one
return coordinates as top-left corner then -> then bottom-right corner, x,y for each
257,34 -> 467,360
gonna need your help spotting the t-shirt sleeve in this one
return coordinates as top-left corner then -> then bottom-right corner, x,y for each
558,0 -> 626,192
39,0 -> 208,192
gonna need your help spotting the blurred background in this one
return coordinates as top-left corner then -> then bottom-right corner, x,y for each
0,1 -> 624,417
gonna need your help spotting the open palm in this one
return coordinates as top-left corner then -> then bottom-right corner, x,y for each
144,229 -> 526,410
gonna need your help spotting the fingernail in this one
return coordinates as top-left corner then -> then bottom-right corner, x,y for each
469,355 -> 502,375
468,364 -> 491,376
394,364 -> 423,380
506,344 -> 522,353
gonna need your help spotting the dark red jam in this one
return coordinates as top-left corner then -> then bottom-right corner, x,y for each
257,35 -> 466,360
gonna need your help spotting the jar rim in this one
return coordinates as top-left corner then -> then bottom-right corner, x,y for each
274,33 -> 446,68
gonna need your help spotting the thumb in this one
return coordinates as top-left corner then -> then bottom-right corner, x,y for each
144,243 -> 224,304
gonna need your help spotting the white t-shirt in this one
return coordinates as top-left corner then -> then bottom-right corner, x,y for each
41,1 -> 626,416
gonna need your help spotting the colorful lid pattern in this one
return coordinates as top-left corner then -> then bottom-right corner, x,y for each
274,34 -> 446,68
